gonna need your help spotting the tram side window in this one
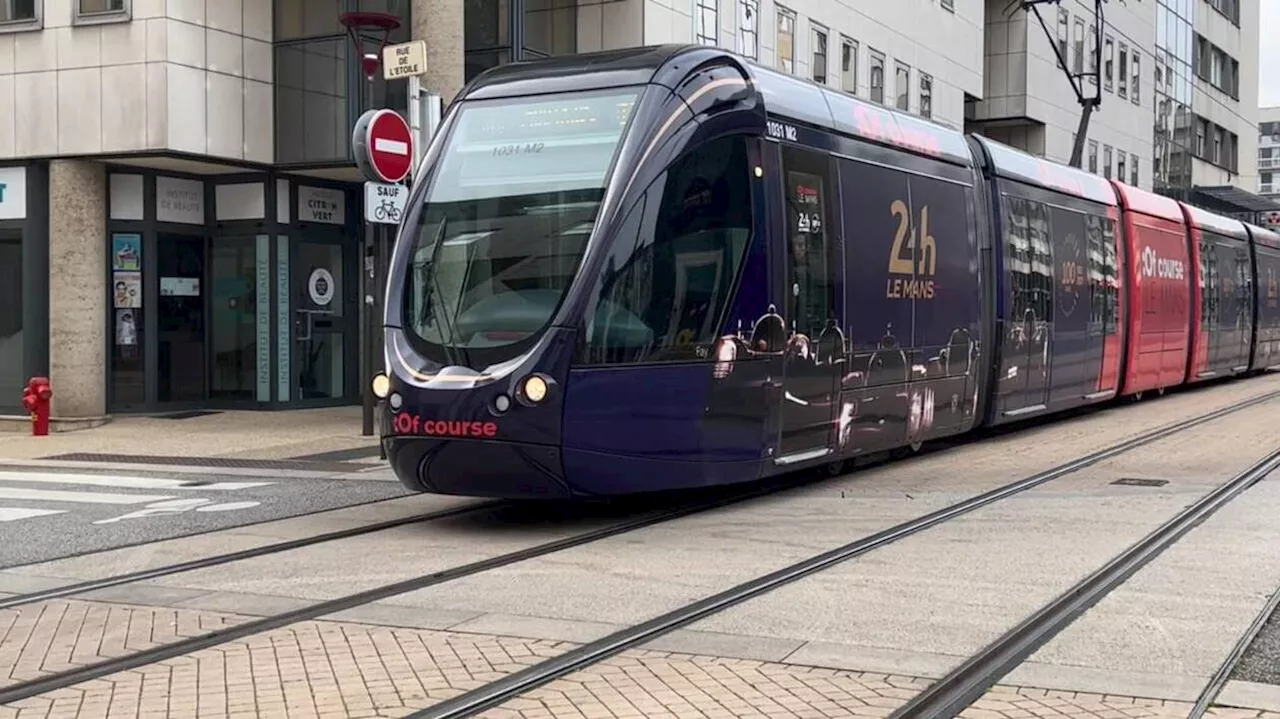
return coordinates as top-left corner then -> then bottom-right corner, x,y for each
582,136 -> 754,364
1004,197 -> 1054,333
1200,236 -> 1219,332
1085,214 -> 1120,335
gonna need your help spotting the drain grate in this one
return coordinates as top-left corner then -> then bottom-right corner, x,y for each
1112,477 -> 1171,487
40,453 -> 366,473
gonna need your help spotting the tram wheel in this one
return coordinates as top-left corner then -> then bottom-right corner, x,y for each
824,459 -> 846,477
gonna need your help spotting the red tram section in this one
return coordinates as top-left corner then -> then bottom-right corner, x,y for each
1110,182 -> 1193,397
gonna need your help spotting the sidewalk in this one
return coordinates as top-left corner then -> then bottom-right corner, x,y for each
0,407 -> 391,479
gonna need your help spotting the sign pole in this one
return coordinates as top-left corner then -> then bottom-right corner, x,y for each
361,59 -> 378,437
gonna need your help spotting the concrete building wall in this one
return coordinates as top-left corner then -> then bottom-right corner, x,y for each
0,0 -> 273,163
47,159 -> 106,419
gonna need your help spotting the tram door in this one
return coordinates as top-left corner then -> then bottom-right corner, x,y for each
774,146 -> 842,462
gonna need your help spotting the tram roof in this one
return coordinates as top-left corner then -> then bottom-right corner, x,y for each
1245,222 -> 1280,250
743,63 -> 974,167
1182,200 -> 1249,240
461,45 -> 695,101
968,134 -> 1117,207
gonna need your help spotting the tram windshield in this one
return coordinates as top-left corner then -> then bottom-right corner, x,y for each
404,87 -> 641,365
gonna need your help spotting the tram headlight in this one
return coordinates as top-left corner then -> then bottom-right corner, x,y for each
371,373 -> 391,399
521,375 -> 549,404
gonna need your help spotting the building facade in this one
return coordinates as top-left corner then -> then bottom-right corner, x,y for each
0,0 -> 1267,424
1258,106 -> 1279,201
970,0 -> 1154,188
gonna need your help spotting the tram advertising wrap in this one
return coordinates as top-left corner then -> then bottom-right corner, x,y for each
375,45 -> 1280,500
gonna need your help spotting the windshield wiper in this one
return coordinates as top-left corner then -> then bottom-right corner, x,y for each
421,216 -> 468,368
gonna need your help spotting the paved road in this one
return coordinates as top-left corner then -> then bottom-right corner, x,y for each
0,468 -> 410,569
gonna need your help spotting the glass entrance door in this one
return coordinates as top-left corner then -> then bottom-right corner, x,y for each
293,237 -> 354,400
210,236 -> 259,400
157,233 -> 206,403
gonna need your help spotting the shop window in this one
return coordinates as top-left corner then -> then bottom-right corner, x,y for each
75,0 -> 129,24
581,136 -> 754,365
0,231 -> 22,412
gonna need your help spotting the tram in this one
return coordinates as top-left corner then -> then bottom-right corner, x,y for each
371,44 -> 1280,499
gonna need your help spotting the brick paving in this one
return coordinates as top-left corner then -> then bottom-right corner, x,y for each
0,598 -> 1275,718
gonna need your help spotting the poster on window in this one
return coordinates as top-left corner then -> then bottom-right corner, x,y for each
116,309 -> 138,346
112,234 -> 142,271
113,271 -> 141,308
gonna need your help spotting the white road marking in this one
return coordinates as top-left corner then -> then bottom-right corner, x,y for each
0,488 -> 175,505
0,507 -> 66,522
0,472 -> 272,491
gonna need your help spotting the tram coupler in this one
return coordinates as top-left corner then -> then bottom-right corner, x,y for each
20,376 -> 52,436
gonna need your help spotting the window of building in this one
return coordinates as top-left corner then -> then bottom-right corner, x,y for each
1088,140 -> 1098,173
895,62 -> 910,111
1057,9 -> 1069,61
0,0 -> 37,27
1104,36 -> 1114,91
919,73 -> 933,119
840,36 -> 857,94
1196,118 -> 1207,156
1103,145 -> 1112,178
1087,24 -> 1097,86
1117,152 -> 1126,183
776,6 -> 795,73
1073,18 -> 1085,75
580,136 -> 754,365
869,49 -> 885,103
811,23 -> 828,84
738,0 -> 758,59
695,0 -> 718,45
1118,43 -> 1128,98
1131,54 -> 1140,104
76,0 -> 129,24
1130,154 -> 1139,186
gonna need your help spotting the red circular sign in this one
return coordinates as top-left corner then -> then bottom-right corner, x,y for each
363,110 -> 414,183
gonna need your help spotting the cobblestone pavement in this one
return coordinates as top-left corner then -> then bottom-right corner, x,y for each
1,599 -> 1275,719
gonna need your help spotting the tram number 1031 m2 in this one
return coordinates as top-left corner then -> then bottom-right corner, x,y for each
766,121 -> 798,141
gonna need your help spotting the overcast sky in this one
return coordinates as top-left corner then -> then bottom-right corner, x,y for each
1261,1 -> 1280,107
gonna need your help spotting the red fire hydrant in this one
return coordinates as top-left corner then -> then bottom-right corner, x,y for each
21,377 -> 52,436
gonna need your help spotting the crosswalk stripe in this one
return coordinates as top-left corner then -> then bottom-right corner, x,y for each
0,472 -> 272,491
0,488 -> 175,505
0,507 -> 66,522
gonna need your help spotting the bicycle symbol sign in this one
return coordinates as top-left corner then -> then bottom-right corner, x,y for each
364,181 -> 408,226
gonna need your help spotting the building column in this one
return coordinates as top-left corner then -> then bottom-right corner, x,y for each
413,0 -> 466,106
47,159 -> 107,424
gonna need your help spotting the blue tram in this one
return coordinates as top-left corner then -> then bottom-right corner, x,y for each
373,45 -> 1280,499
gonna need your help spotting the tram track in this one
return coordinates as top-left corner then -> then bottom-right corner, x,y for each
403,388 -> 1280,719
0,386 -> 1276,708
882,446 -> 1280,719
1186,571 -> 1280,719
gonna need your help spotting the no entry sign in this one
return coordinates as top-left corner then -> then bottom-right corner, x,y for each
352,109 -> 414,184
